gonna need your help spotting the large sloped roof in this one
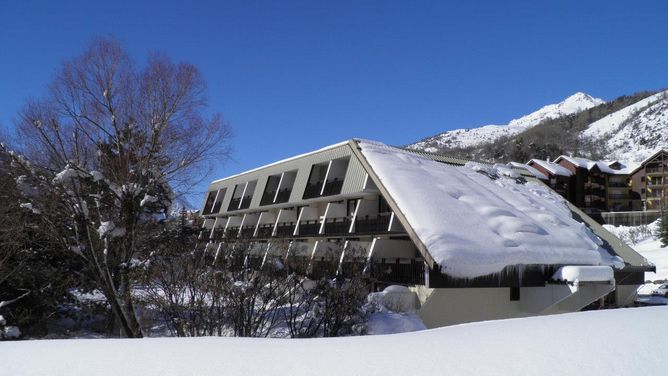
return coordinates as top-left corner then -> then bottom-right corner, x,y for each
354,140 -> 627,279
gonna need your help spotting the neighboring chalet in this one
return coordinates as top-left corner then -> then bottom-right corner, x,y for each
521,151 -> 668,224
200,140 -> 653,328
526,158 -> 572,198
629,150 -> 668,211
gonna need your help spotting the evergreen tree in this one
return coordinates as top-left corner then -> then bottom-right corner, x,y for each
658,211 -> 668,247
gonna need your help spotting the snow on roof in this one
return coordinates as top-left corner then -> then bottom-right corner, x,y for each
555,155 -> 617,174
508,162 -> 548,180
527,159 -> 573,177
358,141 -> 618,279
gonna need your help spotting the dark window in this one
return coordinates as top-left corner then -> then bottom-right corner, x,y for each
303,163 -> 329,199
641,176 -> 645,182
510,287 -> 520,301
378,196 -> 391,214
260,174 -> 281,206
202,191 -> 217,214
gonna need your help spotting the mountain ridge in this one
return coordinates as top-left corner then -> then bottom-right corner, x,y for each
407,89 -> 666,163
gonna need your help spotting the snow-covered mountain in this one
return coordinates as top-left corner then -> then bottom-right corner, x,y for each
408,92 -> 604,152
582,90 -> 668,162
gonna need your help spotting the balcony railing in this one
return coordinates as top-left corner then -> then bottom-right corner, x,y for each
298,220 -> 320,237
647,180 -> 664,186
256,225 -> 274,238
354,214 -> 392,235
608,182 -> 628,188
370,258 -> 425,285
323,217 -> 350,236
211,227 -> 225,240
646,167 -> 666,174
225,227 -> 239,238
275,223 -> 295,237
239,226 -> 255,238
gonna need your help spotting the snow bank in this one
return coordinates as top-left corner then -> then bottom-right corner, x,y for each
359,141 -> 613,278
4,307 -> 668,376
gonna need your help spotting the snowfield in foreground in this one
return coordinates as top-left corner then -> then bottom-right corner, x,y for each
4,307 -> 667,376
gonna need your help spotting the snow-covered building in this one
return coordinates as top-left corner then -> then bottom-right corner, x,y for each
200,139 -> 653,327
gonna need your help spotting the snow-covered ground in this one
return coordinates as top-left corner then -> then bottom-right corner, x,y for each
3,306 -> 667,376
603,221 -> 668,303
409,92 -> 603,151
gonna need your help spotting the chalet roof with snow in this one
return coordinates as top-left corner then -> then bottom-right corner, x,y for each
527,159 -> 573,177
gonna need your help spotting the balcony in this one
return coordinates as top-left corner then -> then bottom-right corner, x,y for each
646,167 -> 666,174
370,259 -> 425,285
211,227 -> 225,240
298,220 -> 320,237
256,224 -> 274,238
608,182 -> 628,188
354,214 -> 392,235
225,227 -> 239,238
323,217 -> 350,236
275,222 -> 296,237
239,226 -> 255,238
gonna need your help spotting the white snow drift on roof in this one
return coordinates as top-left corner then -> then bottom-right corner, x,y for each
359,141 -> 615,278
507,162 -> 548,180
528,159 -> 573,177
555,155 -> 617,174
552,266 -> 615,284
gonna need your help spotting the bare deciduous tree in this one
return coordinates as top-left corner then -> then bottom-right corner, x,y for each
9,37 -> 231,338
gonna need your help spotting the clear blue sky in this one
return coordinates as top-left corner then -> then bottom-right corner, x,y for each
1,0 -> 667,204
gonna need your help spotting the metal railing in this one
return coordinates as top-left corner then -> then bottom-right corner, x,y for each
354,213 -> 392,235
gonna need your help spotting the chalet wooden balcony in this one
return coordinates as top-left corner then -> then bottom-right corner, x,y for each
608,182 -> 629,188
354,213 -> 392,235
298,220 -> 320,237
646,167 -> 666,174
